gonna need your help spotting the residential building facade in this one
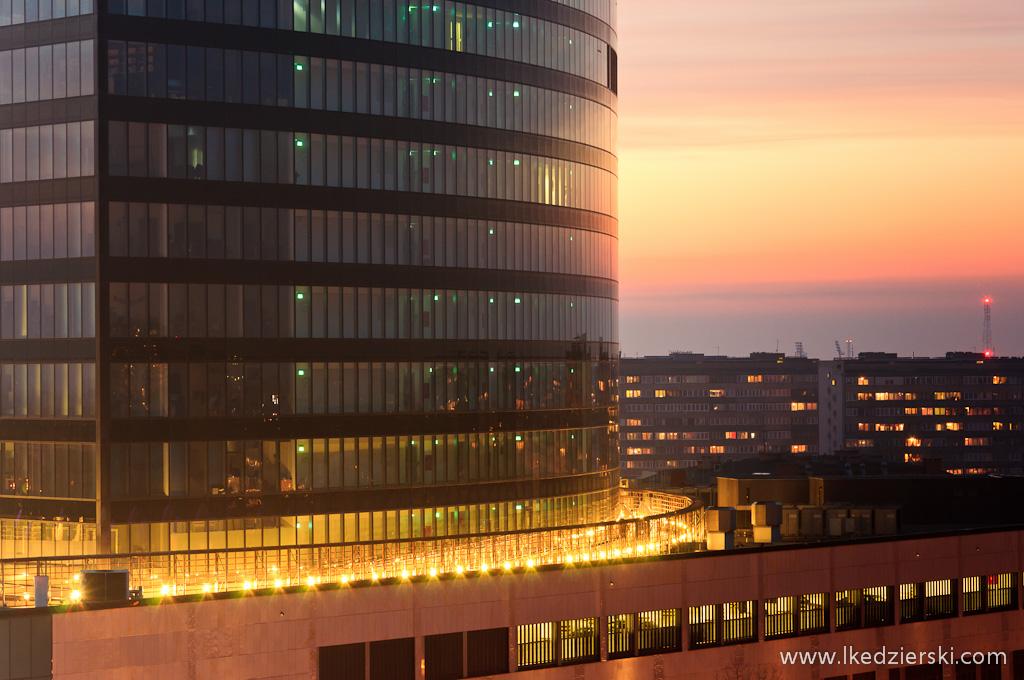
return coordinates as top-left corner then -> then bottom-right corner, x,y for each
819,353 -> 1024,475
619,353 -> 819,474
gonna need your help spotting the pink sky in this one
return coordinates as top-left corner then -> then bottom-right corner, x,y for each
615,0 -> 1024,358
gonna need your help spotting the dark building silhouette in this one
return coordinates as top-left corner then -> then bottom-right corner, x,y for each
0,0 -> 619,555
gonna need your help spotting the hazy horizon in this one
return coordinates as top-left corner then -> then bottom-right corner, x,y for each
615,0 -> 1024,359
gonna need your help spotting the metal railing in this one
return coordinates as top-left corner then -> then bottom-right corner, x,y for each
1,493 -> 704,606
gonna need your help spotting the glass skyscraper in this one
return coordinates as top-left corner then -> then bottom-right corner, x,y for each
0,0 -> 618,557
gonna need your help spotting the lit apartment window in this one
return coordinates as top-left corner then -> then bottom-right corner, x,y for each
925,580 -> 955,619
965,574 -> 1018,614
900,583 -> 923,622
639,609 -> 681,654
835,590 -> 861,630
560,618 -> 599,664
688,605 -> 717,648
799,594 -> 828,634
764,597 -> 795,639
863,586 -> 894,627
517,623 -> 554,670
607,614 -> 634,659
722,601 -> 756,644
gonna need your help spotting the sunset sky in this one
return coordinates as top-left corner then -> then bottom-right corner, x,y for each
615,0 -> 1024,359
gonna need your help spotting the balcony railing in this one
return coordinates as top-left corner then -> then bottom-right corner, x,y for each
1,492 -> 704,606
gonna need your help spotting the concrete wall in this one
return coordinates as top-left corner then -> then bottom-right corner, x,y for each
43,528 -> 1024,680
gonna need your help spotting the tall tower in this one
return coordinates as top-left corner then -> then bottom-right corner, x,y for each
1,0 -> 620,557
983,297 -> 994,357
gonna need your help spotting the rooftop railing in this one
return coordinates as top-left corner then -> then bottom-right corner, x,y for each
1,492 -> 704,606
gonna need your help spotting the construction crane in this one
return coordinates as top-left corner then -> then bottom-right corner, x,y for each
983,297 -> 994,357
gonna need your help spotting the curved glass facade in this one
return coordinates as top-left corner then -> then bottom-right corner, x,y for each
0,0 -> 618,557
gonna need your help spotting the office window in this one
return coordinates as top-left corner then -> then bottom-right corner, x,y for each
369,638 -> 413,680
516,623 -> 554,670
900,583 -> 923,623
799,594 -> 828,634
835,589 -> 861,630
560,618 -> 598,664
925,579 -> 955,619
722,601 -> 756,644
863,586 -> 894,627
966,573 -> 1018,614
466,628 -> 507,678
764,596 -> 795,639
424,632 -> 461,680
635,608 -> 680,653
688,604 -> 717,648
607,613 -> 633,659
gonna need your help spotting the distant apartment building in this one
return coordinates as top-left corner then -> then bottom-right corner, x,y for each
619,353 -> 819,473
819,353 -> 1024,474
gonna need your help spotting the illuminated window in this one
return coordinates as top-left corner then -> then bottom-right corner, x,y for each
924,580 -> 955,619
799,594 -> 828,634
625,390 -> 641,399
709,390 -> 724,398
764,597 -> 795,639
965,573 -> 1017,614
862,586 -> 894,627
607,614 -> 634,659
654,390 -> 666,398
722,601 -> 756,644
835,590 -> 861,630
709,446 -> 725,454
560,618 -> 598,664
517,623 -> 554,670
858,377 -> 870,385
905,437 -> 921,447
639,609 -> 681,654
790,445 -> 807,453
687,605 -> 717,648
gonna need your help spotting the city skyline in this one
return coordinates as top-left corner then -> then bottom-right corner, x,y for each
616,0 -> 1024,359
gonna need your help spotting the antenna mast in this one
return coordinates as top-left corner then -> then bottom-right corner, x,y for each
983,297 -> 994,357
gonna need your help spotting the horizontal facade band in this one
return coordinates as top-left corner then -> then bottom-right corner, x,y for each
106,407 -> 616,441
0,338 -> 95,360
0,96 -> 97,128
0,496 -> 96,522
0,176 -> 96,207
0,257 -> 95,284
0,13 -> 96,49
102,338 -> 618,362
103,259 -> 616,295
100,179 -> 617,234
0,417 -> 95,441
